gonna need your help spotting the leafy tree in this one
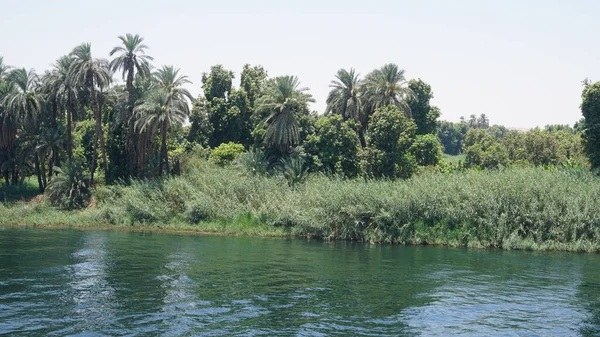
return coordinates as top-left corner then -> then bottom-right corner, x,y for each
464,128 -> 509,169
523,128 -> 562,166
187,96 -> 213,147
437,120 -> 467,155
486,124 -> 508,138
194,64 -> 267,148
360,105 -> 418,178
240,64 -> 267,108
581,81 -> 600,169
202,64 -> 234,101
303,115 -> 361,177
410,134 -> 443,166
406,79 -> 440,135
69,43 -> 111,184
255,76 -> 314,153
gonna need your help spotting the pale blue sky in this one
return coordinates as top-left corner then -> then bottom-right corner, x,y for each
2,0 -> 599,128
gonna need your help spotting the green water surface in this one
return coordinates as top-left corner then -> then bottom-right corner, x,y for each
0,227 -> 599,336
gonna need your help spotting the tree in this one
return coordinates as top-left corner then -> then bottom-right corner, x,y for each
256,75 -> 314,153
581,81 -> 600,169
187,96 -> 213,147
303,115 -> 361,177
477,114 -> 490,128
437,120 -> 467,155
200,65 -> 236,146
134,88 -> 189,176
43,56 -> 78,160
2,68 -> 45,192
326,68 -> 365,146
362,64 -> 414,118
109,33 -> 153,177
360,105 -> 418,178
153,65 -> 193,101
37,129 -> 64,182
406,79 -> 440,135
202,64 -> 234,102
69,43 -> 111,184
326,68 -> 362,121
463,128 -> 509,169
0,56 -> 10,81
410,134 -> 443,166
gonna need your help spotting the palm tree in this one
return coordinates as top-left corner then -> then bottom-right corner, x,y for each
153,65 -> 193,101
110,34 -> 153,104
256,75 -> 314,152
110,34 -> 153,177
69,43 -> 111,184
37,129 -> 64,181
46,160 -> 91,209
362,63 -> 414,118
325,68 -> 365,146
43,56 -> 78,159
134,88 -> 188,176
0,75 -> 15,151
0,57 -> 11,81
2,68 -> 44,192
326,68 -> 361,120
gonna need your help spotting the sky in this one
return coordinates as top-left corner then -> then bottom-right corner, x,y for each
1,0 -> 599,128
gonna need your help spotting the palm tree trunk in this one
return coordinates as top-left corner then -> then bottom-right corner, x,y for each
125,67 -> 138,178
98,91 -> 109,184
358,128 -> 367,148
48,153 -> 54,180
67,101 -> 73,160
160,121 -> 168,176
29,119 -> 44,193
90,88 -> 98,185
40,159 -> 47,188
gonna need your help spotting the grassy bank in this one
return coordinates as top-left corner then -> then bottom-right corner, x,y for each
1,161 -> 600,252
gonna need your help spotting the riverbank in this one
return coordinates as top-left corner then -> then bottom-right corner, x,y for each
2,163 -> 600,252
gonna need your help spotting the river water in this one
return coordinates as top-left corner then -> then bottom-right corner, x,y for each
0,227 -> 599,336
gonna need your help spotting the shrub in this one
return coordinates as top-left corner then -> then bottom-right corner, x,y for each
410,134 -> 443,166
210,142 -> 245,166
45,161 -> 91,210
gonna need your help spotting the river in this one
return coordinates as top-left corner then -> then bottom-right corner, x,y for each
0,227 -> 599,336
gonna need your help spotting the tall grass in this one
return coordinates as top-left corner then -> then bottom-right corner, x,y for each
2,159 -> 600,252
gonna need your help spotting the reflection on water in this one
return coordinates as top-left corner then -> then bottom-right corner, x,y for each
0,227 -> 599,336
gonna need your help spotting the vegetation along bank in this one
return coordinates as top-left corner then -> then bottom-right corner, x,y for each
2,34 -> 600,252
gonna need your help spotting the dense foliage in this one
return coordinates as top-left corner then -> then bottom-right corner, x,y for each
1,35 -> 599,249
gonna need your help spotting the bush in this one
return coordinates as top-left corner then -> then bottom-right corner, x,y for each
45,161 -> 92,210
210,142 -> 245,166
411,134 -> 443,166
